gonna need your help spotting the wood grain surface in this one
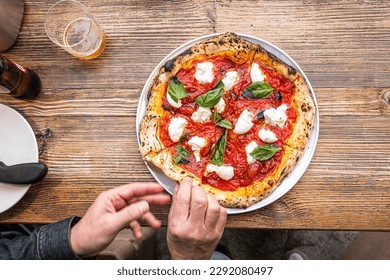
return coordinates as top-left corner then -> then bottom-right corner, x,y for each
0,0 -> 389,230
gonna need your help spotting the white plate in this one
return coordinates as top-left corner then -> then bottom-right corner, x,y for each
136,33 -> 319,214
0,104 -> 38,213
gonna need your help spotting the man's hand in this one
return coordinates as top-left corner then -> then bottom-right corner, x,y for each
167,177 -> 227,260
70,183 -> 170,258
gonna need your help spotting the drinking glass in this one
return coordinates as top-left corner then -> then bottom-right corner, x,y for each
44,0 -> 106,59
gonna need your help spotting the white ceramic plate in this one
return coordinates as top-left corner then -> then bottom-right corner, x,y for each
0,104 -> 38,213
136,33 -> 319,214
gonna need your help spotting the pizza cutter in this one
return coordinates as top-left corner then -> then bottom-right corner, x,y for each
0,161 -> 48,185
0,0 -> 24,52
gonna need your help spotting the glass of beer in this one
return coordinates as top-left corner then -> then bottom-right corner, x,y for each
44,0 -> 106,59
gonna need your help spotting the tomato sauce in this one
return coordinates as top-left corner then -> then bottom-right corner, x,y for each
256,61 -> 295,107
231,62 -> 252,96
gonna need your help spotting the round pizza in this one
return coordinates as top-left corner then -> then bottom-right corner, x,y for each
139,33 -> 315,208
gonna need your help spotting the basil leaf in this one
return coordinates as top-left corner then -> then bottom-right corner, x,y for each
242,81 -> 274,99
172,155 -> 182,164
213,111 -> 232,129
195,81 -> 224,108
173,145 -> 191,164
216,119 -> 232,129
168,76 -> 187,103
213,111 -> 222,123
176,145 -> 190,157
211,130 -> 228,166
250,144 -> 281,161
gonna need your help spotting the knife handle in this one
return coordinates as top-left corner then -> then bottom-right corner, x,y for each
0,162 -> 48,185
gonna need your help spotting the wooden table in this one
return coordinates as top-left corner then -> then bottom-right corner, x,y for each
0,0 -> 389,230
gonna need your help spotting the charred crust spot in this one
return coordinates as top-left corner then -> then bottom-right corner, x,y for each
141,142 -> 145,147
180,171 -> 185,174
164,58 -> 175,71
180,48 -> 193,56
164,47 -> 193,71
301,103 -> 308,112
280,168 -> 288,181
267,51 -> 279,63
287,66 -> 296,75
258,48 -> 267,55
265,48 -> 297,76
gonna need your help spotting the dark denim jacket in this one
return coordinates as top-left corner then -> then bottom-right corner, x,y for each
0,217 -> 81,260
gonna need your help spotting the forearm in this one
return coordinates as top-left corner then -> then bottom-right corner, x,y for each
0,217 -> 81,260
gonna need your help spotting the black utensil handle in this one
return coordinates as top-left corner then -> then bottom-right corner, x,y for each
0,162 -> 48,185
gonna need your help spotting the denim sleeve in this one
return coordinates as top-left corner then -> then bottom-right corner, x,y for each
0,217 -> 82,260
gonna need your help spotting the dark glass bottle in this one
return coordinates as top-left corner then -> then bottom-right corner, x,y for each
0,54 -> 41,99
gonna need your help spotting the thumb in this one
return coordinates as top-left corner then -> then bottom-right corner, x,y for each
112,200 -> 150,230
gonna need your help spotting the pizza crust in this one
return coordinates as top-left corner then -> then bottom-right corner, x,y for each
285,75 -> 316,150
139,112 -> 165,158
200,182 -> 249,208
253,45 -> 299,82
139,33 -> 316,209
202,32 -> 257,65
